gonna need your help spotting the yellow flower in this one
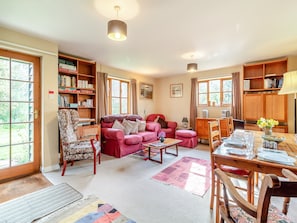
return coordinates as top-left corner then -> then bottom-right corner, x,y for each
257,117 -> 279,129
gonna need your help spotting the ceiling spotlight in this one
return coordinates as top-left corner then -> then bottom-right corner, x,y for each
107,6 -> 127,41
187,63 -> 198,72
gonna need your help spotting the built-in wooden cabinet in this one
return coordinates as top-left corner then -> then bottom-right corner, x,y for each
58,53 -> 97,124
243,57 -> 287,92
243,57 -> 288,132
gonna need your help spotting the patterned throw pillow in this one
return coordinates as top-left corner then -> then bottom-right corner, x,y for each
127,120 -> 139,134
136,119 -> 146,132
112,120 -> 125,132
122,119 -> 134,135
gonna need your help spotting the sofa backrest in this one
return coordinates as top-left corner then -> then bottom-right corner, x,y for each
100,114 -> 143,128
146,114 -> 165,122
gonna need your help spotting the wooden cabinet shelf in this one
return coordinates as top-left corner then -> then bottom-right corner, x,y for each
58,53 -> 97,123
243,57 -> 287,91
242,57 -> 288,132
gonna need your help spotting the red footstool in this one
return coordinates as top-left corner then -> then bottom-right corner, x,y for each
175,130 -> 198,148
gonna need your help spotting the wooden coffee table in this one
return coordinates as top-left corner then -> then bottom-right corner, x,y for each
143,138 -> 182,164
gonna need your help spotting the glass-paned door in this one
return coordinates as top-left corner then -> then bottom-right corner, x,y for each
0,49 -> 41,182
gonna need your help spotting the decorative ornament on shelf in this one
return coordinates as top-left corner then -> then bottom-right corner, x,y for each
256,117 -> 279,136
158,131 -> 166,143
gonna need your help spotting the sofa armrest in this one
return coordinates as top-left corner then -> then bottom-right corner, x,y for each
145,122 -> 161,133
167,121 -> 177,129
101,128 -> 125,141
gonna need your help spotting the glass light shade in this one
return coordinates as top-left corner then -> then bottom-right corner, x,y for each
187,63 -> 198,72
108,20 -> 127,41
278,71 -> 297,95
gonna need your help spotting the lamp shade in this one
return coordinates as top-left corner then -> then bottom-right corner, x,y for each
187,63 -> 198,72
278,71 -> 297,95
182,117 -> 188,123
107,20 -> 127,41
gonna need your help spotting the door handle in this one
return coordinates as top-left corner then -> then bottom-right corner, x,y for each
34,110 -> 39,119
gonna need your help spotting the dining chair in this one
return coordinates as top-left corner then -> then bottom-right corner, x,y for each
215,168 -> 297,223
57,109 -> 101,176
208,120 -> 254,222
227,117 -> 234,135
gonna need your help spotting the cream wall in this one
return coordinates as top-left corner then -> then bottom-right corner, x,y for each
155,65 -> 242,127
98,64 -> 157,118
0,26 -> 59,172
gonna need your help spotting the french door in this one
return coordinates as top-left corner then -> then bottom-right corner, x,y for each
0,49 -> 41,182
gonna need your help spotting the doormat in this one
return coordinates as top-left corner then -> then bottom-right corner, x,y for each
0,183 -> 82,223
130,147 -> 160,160
152,156 -> 211,197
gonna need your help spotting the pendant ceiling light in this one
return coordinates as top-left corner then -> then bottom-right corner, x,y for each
108,5 -> 127,41
187,63 -> 198,72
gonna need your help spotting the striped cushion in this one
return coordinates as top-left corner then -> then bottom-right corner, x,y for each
229,205 -> 293,223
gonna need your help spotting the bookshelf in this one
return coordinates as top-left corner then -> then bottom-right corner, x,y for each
58,53 -> 97,124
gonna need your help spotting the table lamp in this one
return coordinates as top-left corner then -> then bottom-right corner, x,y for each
182,117 -> 188,128
278,71 -> 297,133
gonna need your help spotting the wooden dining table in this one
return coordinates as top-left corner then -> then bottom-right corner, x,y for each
213,131 -> 297,176
212,130 -> 297,222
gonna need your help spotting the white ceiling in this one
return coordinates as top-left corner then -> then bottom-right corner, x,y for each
1,0 -> 297,78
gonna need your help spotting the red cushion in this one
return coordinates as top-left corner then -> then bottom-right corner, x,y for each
176,130 -> 197,138
124,135 -> 142,145
220,165 -> 250,176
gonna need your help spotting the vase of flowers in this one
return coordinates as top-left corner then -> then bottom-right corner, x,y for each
256,117 -> 279,136
158,131 -> 166,143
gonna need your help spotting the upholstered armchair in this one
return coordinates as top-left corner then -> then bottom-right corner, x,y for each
57,109 -> 101,176
146,114 -> 177,138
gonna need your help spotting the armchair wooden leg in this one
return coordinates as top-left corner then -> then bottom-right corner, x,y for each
93,153 -> 97,175
61,161 -> 67,176
98,152 -> 101,164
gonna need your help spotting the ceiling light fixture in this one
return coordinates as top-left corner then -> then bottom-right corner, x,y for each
107,5 -> 127,41
187,63 -> 198,72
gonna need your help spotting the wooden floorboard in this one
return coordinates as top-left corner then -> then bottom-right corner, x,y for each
0,173 -> 52,203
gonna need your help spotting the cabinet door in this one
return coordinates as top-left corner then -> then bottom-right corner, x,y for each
265,94 -> 287,122
243,94 -> 264,121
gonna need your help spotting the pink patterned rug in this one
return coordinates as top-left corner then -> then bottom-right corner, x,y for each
152,157 -> 211,197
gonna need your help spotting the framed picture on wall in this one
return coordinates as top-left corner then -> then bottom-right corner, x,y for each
170,83 -> 183,98
140,83 -> 153,99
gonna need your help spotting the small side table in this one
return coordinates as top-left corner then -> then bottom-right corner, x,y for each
176,126 -> 193,130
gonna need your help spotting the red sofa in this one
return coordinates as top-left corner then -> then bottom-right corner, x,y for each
146,114 -> 177,138
100,114 -> 160,158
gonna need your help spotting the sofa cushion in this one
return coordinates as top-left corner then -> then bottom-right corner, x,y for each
137,131 -> 156,142
121,119 -> 134,135
112,120 -> 125,132
124,135 -> 142,145
136,119 -> 146,132
127,120 -> 139,134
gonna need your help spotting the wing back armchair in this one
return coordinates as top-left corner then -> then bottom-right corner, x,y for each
146,114 -> 177,138
57,109 -> 101,176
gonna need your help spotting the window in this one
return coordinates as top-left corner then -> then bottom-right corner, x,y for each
198,78 -> 232,106
107,77 -> 130,114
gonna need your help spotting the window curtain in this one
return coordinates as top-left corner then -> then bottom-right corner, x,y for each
231,72 -> 241,119
131,79 -> 138,114
97,72 -> 108,122
190,78 -> 197,130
